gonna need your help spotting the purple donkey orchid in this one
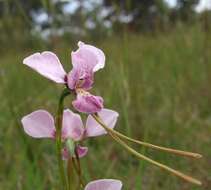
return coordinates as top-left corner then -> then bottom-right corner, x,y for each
21,108 -> 118,159
23,41 -> 105,114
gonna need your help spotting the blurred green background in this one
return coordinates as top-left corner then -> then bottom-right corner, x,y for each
0,0 -> 211,189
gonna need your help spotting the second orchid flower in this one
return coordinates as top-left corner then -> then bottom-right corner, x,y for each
21,108 -> 119,159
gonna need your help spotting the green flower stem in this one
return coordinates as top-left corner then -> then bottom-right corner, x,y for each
66,140 -> 85,189
56,88 -> 70,190
92,115 -> 202,159
92,114 -> 202,186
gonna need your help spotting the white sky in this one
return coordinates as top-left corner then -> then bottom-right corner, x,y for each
195,0 -> 211,12
63,0 -> 211,13
164,0 -> 177,7
165,0 -> 211,12
35,0 -> 211,23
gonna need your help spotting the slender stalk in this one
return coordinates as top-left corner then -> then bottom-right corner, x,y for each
92,114 -> 202,186
74,149 -> 85,187
111,131 -> 202,185
92,115 -> 202,159
56,88 -> 70,190
72,158 -> 84,190
56,139 -> 66,190
67,158 -> 73,190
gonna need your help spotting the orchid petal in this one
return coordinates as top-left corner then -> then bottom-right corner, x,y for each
67,66 -> 93,90
85,179 -> 122,190
62,146 -> 88,160
23,51 -> 66,83
85,109 -> 119,137
21,110 -> 55,138
76,145 -> 88,158
62,109 -> 84,141
72,93 -> 104,114
71,41 -> 105,73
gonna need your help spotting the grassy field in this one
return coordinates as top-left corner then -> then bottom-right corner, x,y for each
0,25 -> 211,190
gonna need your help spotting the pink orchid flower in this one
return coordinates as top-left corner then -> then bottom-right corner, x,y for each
21,108 -> 118,159
85,179 -> 122,190
23,41 -> 105,114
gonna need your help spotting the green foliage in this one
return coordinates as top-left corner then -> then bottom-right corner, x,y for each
0,25 -> 211,189
103,0 -> 169,31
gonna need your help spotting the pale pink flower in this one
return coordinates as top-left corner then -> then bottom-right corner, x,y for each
72,89 -> 104,114
23,42 -> 105,113
84,179 -> 122,190
21,109 -> 118,159
68,41 -> 105,90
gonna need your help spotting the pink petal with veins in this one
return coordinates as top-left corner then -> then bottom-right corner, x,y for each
85,109 -> 119,137
76,146 -> 88,158
62,146 -> 88,160
72,93 -> 104,114
71,41 -> 105,73
21,110 -> 55,138
62,109 -> 85,141
85,179 -> 122,190
23,51 -> 66,83
67,66 -> 93,90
